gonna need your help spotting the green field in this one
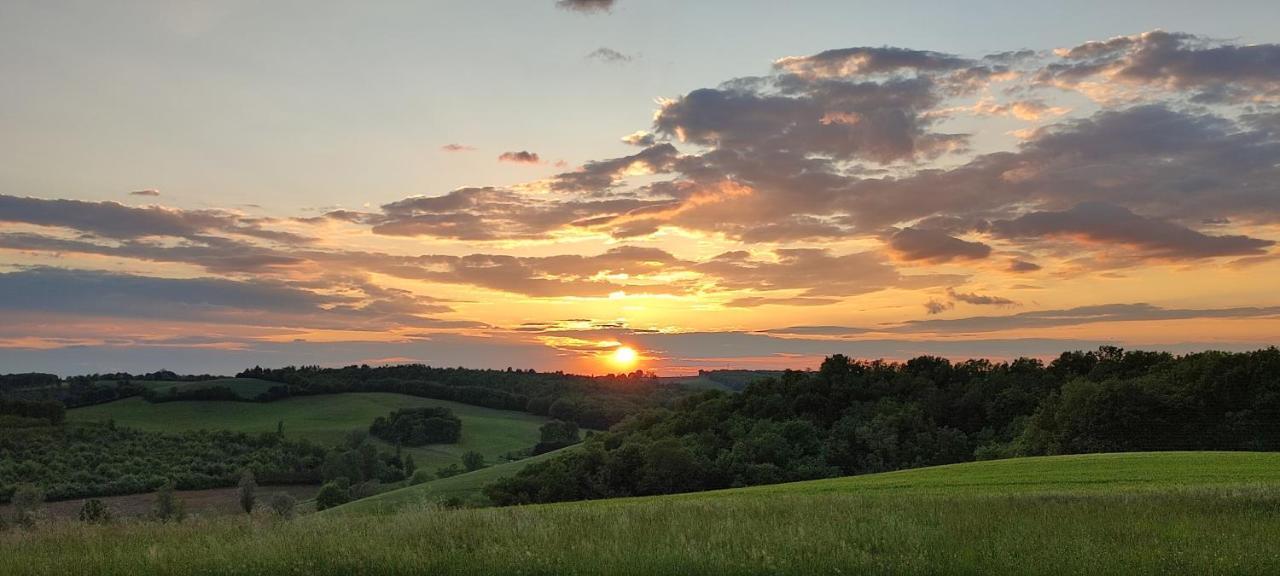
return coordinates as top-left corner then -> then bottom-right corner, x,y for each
327,445 -> 581,515
7,452 -> 1280,575
126,378 -> 280,400
66,393 -> 550,472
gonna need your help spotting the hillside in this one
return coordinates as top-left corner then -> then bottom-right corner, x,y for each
326,445 -> 580,515
6,452 -> 1280,575
130,378 -> 280,400
67,392 -> 550,472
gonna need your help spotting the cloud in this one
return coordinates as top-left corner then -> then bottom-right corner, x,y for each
1008,259 -> 1042,273
441,144 -> 475,152
947,288 -> 1017,307
498,150 -> 541,164
991,202 -> 1273,259
895,303 -> 1280,334
621,131 -> 656,147
1042,31 -> 1280,102
556,0 -> 614,13
924,299 -> 953,315
887,227 -> 991,263
0,194 -> 309,244
130,189 -> 160,197
774,46 -> 973,78
587,47 -> 632,64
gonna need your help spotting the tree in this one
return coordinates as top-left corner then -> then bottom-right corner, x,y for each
462,451 -> 486,472
77,499 -> 111,524
268,492 -> 296,519
403,454 -> 417,478
276,420 -> 285,437
435,463 -> 463,479
11,484 -> 44,527
238,469 -> 257,514
314,482 -> 350,511
153,480 -> 185,522
535,420 -> 581,454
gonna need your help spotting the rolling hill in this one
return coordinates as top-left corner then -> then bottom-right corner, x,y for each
8,452 -> 1280,574
326,445 -> 581,515
66,392 -> 551,472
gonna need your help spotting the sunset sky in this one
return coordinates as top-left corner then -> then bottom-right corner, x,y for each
2,0 -> 1279,375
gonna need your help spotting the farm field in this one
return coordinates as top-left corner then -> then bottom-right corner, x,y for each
0,485 -> 319,521
7,452 -> 1280,575
66,393 -> 550,472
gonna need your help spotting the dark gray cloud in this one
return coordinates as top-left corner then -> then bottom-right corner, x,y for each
556,0 -> 614,13
887,227 -> 991,262
991,202 -> 1273,259
1008,259 -> 1042,273
587,47 -> 632,64
0,267 -> 472,331
0,195 -> 308,244
130,189 -> 160,197
441,144 -> 475,152
498,150 -> 541,164
895,303 -> 1280,334
924,299 -> 953,315
550,144 -> 679,193
947,288 -> 1017,307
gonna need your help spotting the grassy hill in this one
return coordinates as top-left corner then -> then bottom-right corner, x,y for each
326,445 -> 581,515
66,392 -> 550,472
7,452 -> 1280,574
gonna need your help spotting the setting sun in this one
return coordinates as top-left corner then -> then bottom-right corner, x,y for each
611,346 -> 639,369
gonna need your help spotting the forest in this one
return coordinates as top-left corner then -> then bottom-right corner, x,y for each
485,347 -> 1280,505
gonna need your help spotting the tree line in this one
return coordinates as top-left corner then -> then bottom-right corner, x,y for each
485,347 -> 1280,505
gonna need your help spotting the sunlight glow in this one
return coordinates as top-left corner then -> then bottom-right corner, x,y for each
610,345 -> 639,369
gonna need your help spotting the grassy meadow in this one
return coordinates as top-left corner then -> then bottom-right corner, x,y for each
66,392 -> 550,472
129,378 -> 281,400
6,452 -> 1280,575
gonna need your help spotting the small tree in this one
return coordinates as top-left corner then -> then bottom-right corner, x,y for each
238,469 -> 257,515
11,484 -> 44,527
462,451 -> 485,472
276,420 -> 285,437
77,498 -> 112,524
154,480 -> 185,522
268,492 -> 296,519
403,453 -> 417,478
409,469 -> 433,485
435,463 -> 463,479
314,482 -> 350,511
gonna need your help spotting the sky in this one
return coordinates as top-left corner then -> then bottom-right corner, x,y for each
2,0 -> 1279,376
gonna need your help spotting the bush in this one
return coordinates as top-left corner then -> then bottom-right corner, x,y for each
462,451 -> 486,472
153,480 -> 185,522
11,484 -> 44,527
77,499 -> 112,524
238,469 -> 257,514
268,493 -> 296,519
435,464 -> 463,479
409,469 -> 434,485
369,407 -> 462,446
314,482 -> 350,511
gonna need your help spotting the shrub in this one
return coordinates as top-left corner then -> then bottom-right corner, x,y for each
11,484 -> 44,527
237,469 -> 257,514
462,451 -> 486,472
268,493 -> 296,519
77,499 -> 112,524
153,480 -> 185,522
409,469 -> 434,485
435,464 -> 463,479
369,407 -> 462,446
314,482 -> 350,511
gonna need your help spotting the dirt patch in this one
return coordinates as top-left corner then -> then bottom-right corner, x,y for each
0,485 -> 319,521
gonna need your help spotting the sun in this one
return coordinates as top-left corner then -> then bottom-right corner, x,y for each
610,345 -> 639,369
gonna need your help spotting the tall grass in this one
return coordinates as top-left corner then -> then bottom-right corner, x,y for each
5,485 -> 1280,575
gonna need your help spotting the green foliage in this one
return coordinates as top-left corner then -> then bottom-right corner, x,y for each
462,451 -> 485,472
76,499 -> 111,524
268,492 -> 296,519
488,347 -> 1280,505
534,420 -> 580,454
314,482 -> 350,511
435,464 -> 463,479
368,407 -> 461,446
238,469 -> 257,514
409,469 -> 434,486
